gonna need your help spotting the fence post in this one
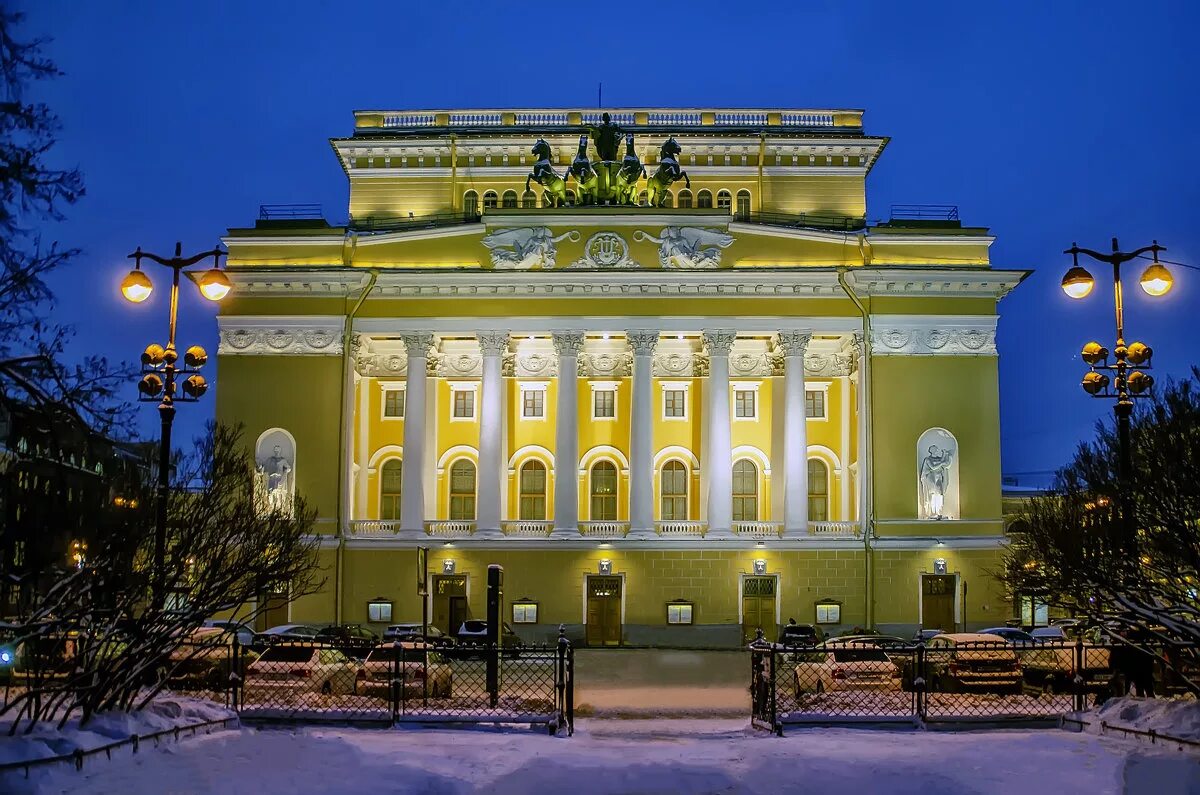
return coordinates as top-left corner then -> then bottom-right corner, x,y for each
768,644 -> 778,734
556,625 -> 567,731
566,643 -> 575,736
915,642 -> 926,721
1074,636 -> 1085,713
229,636 -> 240,712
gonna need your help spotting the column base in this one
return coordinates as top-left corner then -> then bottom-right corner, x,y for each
473,526 -> 505,540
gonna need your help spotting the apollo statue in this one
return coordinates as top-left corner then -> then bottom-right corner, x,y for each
919,444 -> 954,519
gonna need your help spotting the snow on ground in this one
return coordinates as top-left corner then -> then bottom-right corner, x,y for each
4,718 -> 1199,795
1072,695 -> 1200,741
0,695 -> 234,767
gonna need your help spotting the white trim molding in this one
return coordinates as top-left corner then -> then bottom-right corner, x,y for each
870,315 -> 998,357
218,316 -> 344,356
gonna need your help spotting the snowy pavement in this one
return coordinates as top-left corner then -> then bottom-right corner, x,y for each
5,718 -> 1199,795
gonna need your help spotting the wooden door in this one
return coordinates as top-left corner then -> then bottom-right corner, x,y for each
742,576 -> 777,643
432,575 -> 468,633
585,576 -> 622,646
921,575 -> 956,633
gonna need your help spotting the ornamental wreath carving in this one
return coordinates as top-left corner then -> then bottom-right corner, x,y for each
569,232 -> 642,269
871,325 -> 997,356
218,324 -> 342,356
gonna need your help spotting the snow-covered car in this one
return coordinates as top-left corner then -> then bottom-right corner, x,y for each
1030,626 -> 1067,642
382,623 -> 454,647
202,619 -> 255,648
979,627 -> 1037,644
792,642 -> 902,693
315,624 -> 379,659
922,633 -> 1023,694
913,629 -> 944,643
245,644 -> 362,696
251,624 -> 321,650
357,643 -> 453,699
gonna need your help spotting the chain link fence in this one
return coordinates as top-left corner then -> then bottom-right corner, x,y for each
750,633 -> 1198,734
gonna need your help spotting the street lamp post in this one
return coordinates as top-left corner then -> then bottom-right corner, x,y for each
121,242 -> 231,608
1061,237 -> 1173,544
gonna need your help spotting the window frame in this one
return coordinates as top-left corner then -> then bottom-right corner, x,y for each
590,381 -> 619,421
676,189 -> 693,209
696,189 -> 713,209
448,458 -> 477,521
589,460 -> 619,521
463,190 -> 479,217
660,381 -> 690,421
501,189 -> 518,208
660,459 -> 689,521
519,382 -> 547,421
450,383 -> 478,421
381,384 -> 406,420
808,457 -> 830,522
716,189 -> 732,210
732,381 -> 759,421
379,458 -> 403,521
732,458 -> 759,522
735,190 -> 751,219
805,383 -> 831,421
482,190 -> 498,210
518,459 -> 547,521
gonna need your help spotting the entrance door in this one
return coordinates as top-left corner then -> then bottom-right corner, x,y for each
585,576 -> 622,646
432,575 -> 468,634
921,575 -> 956,633
742,576 -> 777,643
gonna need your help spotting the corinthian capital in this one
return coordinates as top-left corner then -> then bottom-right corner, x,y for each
551,330 -> 586,357
701,329 -> 737,357
625,329 -> 660,356
776,330 -> 812,357
476,330 -> 511,357
400,332 -> 436,358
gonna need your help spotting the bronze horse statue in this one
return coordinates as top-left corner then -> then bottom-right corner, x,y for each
645,137 -> 690,207
565,134 -> 598,205
525,138 -> 567,207
616,133 -> 646,205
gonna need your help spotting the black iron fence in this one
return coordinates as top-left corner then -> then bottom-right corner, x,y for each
750,633 -> 1198,734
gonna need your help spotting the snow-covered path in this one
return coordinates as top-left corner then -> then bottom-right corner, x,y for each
6,719 -> 1198,795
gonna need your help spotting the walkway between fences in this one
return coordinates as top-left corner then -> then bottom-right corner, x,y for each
749,632 -> 1197,735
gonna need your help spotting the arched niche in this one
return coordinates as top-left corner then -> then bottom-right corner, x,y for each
254,428 -> 296,517
916,427 -> 959,520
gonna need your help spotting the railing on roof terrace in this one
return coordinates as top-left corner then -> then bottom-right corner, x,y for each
889,204 -> 960,221
736,211 -> 867,232
351,211 -> 482,234
259,203 -> 323,220
376,110 -> 842,130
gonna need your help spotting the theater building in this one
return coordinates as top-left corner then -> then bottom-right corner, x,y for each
216,107 -> 1025,646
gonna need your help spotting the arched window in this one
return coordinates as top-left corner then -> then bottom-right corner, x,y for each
677,189 -> 693,209
662,190 -> 674,208
732,459 -> 758,521
716,190 -> 732,211
501,190 -> 518,208
590,461 -> 617,521
735,190 -> 751,220
463,190 -> 479,218
449,459 -> 477,520
380,459 -> 402,521
697,189 -> 713,209
521,190 -> 537,209
808,459 -> 829,522
660,460 -> 688,520
565,189 -> 576,206
482,191 -> 499,210
519,460 -> 547,520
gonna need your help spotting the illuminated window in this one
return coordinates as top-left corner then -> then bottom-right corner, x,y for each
463,190 -> 479,217
512,601 -> 538,624
663,389 -> 687,419
453,389 -> 475,419
732,459 -> 758,521
593,388 -> 616,419
805,389 -> 826,419
734,389 -> 756,419
501,190 -> 518,208
383,389 -> 404,418
697,190 -> 713,208
736,190 -> 751,220
808,459 -> 829,521
482,191 -> 498,210
522,388 -> 545,418
716,190 -> 732,210
519,460 -> 546,520
449,460 -> 476,520
660,460 -> 688,520
380,459 -> 402,520
590,461 -> 617,520
667,601 -> 694,625
521,190 -> 537,208
677,189 -> 693,209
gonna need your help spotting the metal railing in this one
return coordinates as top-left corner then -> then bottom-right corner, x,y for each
749,634 -> 1198,736
350,211 -> 481,234
376,109 -> 842,130
259,203 -> 323,220
889,204 -> 960,221
735,210 -> 867,232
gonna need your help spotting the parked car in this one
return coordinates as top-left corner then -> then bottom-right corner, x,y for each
358,642 -> 453,699
315,624 -> 379,658
978,627 -> 1037,645
245,644 -> 361,696
456,620 -> 522,657
165,627 -> 255,690
251,624 -> 321,650
920,633 -> 1023,694
835,634 -> 911,650
382,623 -> 455,647
913,628 -> 944,643
792,641 -> 902,694
778,623 -> 824,646
1030,626 -> 1067,642
202,619 -> 255,648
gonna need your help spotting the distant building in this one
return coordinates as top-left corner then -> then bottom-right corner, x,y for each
218,107 -> 1026,644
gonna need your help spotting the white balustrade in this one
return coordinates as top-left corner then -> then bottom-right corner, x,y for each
731,521 -> 783,539
809,521 -> 860,537
424,520 -> 476,537
376,110 -> 837,130
346,520 -> 404,537
654,521 -> 707,538
501,520 -> 554,538
578,521 -> 630,539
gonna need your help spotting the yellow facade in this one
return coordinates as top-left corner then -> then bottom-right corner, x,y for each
217,107 -> 1025,645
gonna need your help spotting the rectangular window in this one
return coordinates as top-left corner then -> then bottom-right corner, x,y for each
805,389 -> 826,419
664,389 -> 687,418
512,603 -> 538,624
522,389 -> 544,418
734,390 -> 756,419
383,389 -> 405,418
593,389 -> 616,419
453,389 -> 475,419
667,603 -> 694,625
368,600 -> 393,623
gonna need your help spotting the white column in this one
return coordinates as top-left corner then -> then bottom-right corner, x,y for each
552,331 -> 585,534
626,330 -> 659,535
779,330 -> 812,534
476,330 -> 509,535
355,372 -> 369,518
703,329 -> 736,536
399,332 -> 434,534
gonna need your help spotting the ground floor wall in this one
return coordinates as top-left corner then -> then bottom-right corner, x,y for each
296,544 -> 1010,647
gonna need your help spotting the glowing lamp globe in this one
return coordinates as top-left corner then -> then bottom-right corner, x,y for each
1139,263 -> 1173,297
196,267 -> 232,301
1061,266 -> 1095,299
121,269 -> 153,303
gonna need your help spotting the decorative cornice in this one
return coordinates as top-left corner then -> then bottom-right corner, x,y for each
551,331 -> 586,357
870,315 -> 998,356
625,329 -> 660,356
776,330 -> 812,357
217,317 -> 343,356
701,329 -> 737,356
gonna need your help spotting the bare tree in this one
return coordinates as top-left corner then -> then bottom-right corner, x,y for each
3,424 -> 323,733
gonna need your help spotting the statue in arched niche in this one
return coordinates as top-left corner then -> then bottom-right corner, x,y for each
917,428 -> 958,520
255,429 -> 296,518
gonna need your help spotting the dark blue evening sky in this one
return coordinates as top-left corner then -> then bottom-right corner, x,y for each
21,1 -> 1200,478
